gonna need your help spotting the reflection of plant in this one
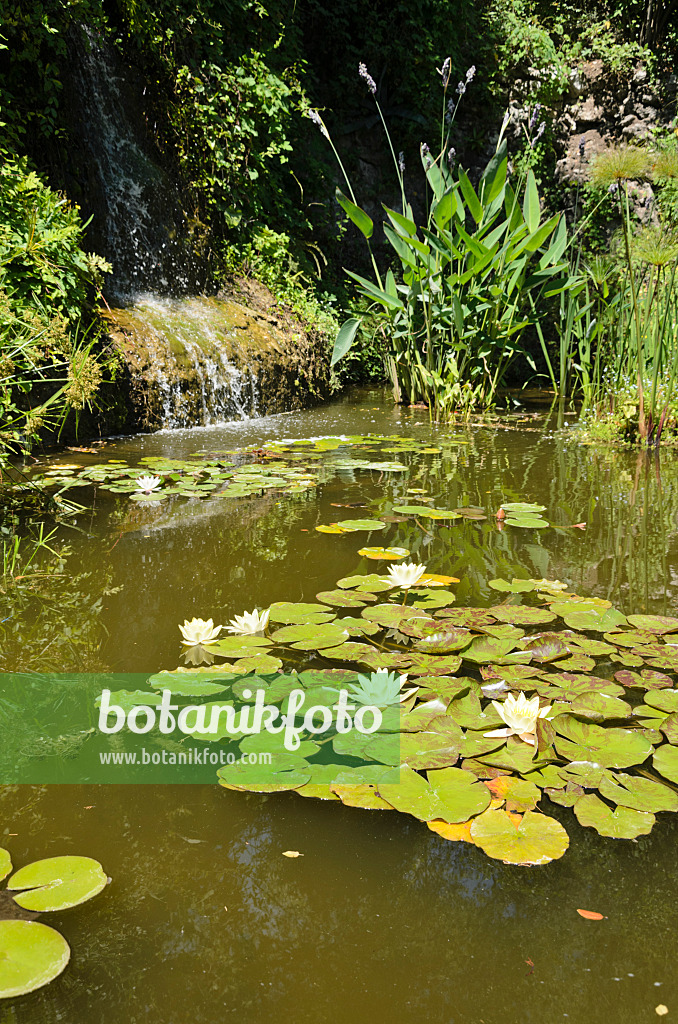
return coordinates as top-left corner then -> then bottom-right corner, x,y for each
0,849 -> 108,998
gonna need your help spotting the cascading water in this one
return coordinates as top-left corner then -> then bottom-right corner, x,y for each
116,296 -> 261,429
69,29 -> 273,429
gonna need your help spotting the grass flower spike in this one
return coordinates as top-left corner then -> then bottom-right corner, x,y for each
385,562 -> 426,589
179,617 -> 223,646
135,475 -> 162,494
225,608 -> 270,635
484,692 -> 552,745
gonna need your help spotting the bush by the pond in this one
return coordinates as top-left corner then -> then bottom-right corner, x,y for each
0,157 -> 110,462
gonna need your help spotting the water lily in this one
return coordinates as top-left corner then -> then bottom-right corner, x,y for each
385,562 -> 426,589
484,692 -> 552,746
348,669 -> 417,707
225,608 -> 270,635
135,474 -> 162,494
179,617 -> 223,646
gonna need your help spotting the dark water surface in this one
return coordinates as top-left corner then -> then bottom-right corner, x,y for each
2,390 -> 677,1023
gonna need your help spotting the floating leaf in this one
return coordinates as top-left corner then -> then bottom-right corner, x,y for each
577,909 -> 605,920
316,589 -> 371,608
553,716 -> 653,768
573,793 -> 655,838
0,921 -> 70,998
358,546 -> 410,560
8,857 -> 107,912
268,602 -> 335,625
483,776 -> 541,812
491,605 -> 556,626
362,604 -> 426,629
427,819 -> 475,842
470,809 -> 569,864
330,784 -> 394,809
598,772 -> 678,812
270,623 -> 349,650
653,744 -> 678,784
627,614 -> 678,634
0,850 -> 11,883
427,767 -> 492,822
568,692 -> 633,722
489,578 -> 536,593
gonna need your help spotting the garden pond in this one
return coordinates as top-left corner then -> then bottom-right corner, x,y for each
1,388 -> 678,1023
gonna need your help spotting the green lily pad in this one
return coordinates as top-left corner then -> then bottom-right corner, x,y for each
395,728 -> 463,770
559,606 -> 628,633
270,623 -> 349,650
406,654 -> 463,676
470,809 -> 569,864
523,635 -> 570,663
317,518 -> 387,533
0,849 -> 11,883
644,689 -> 678,714
426,766 -> 492,822
0,921 -> 70,998
361,604 -> 426,629
436,608 -> 497,628
148,671 -> 232,696
412,589 -> 457,610
232,654 -> 283,674
573,793 -> 655,838
8,856 -> 107,912
268,602 -> 335,625
336,574 -> 392,592
627,614 -> 678,634
462,636 -> 520,664
330,783 -> 394,809
653,744 -> 678,783
500,502 -> 547,513
614,668 -> 672,690
377,765 -> 443,821
323,642 -> 380,662
95,688 -> 165,711
568,692 -> 633,721
598,772 -> 678,812
552,716 -> 654,768
488,578 -> 536,593
491,606 -> 556,626
316,589 -> 371,608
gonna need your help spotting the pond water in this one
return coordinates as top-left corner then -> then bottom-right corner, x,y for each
2,389 -> 677,1023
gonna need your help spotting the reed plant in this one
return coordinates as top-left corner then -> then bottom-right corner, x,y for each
310,62 -> 576,419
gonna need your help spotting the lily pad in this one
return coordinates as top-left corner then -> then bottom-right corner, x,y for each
627,614 -> 678,634
268,602 -> 335,625
598,772 -> 678,812
358,547 -> 410,560
573,793 -> 655,838
426,766 -> 492,822
0,850 -> 11,883
491,606 -> 556,626
316,589 -> 371,608
0,921 -> 70,998
8,857 -> 107,912
488,578 -> 536,593
470,809 -> 569,864
553,716 -> 654,768
653,744 -> 678,783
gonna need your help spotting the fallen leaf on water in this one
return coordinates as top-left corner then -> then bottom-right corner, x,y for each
576,909 -> 605,920
282,850 -> 303,858
568,523 -> 587,530
656,1006 -> 668,1017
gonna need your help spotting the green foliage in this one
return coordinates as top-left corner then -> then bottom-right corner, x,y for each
0,157 -> 109,462
327,80 -> 573,418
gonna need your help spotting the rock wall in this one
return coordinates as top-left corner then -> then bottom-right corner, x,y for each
91,279 -> 332,434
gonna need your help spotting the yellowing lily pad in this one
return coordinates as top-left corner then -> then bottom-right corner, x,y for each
0,921 -> 70,998
358,546 -> 410,560
470,809 -> 569,864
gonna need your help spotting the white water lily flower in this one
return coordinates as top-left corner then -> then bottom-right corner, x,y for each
385,562 -> 426,589
179,617 -> 223,646
484,692 -> 552,746
225,608 -> 270,635
135,475 -> 162,494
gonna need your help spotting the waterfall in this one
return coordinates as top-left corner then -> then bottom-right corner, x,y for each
67,29 -> 285,430
70,26 -> 202,301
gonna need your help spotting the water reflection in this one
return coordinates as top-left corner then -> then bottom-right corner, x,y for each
2,392 -> 678,1022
